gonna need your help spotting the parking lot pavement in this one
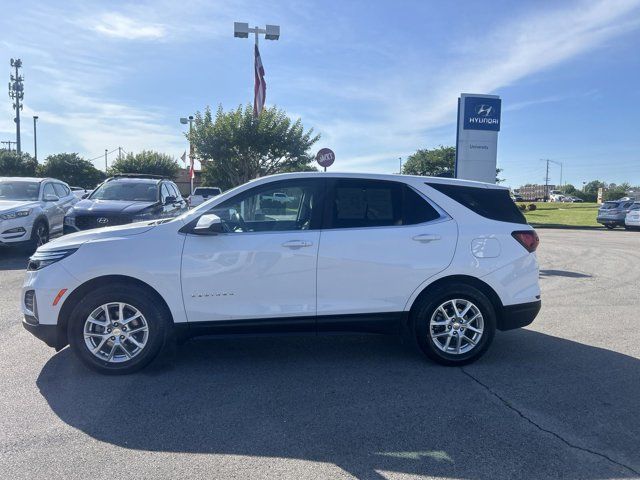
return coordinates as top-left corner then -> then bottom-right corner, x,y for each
1,229 -> 639,480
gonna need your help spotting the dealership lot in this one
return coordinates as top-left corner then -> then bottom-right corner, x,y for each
0,229 -> 639,479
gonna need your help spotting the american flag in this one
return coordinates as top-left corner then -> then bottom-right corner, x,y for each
254,44 -> 266,117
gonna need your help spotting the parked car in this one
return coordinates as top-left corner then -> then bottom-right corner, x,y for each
549,193 -> 565,202
513,194 -> 524,202
261,191 -> 293,203
562,196 -> 583,203
188,186 -> 221,207
0,177 -> 77,250
22,172 -> 541,374
70,186 -> 92,199
624,202 -> 640,229
63,174 -> 188,233
597,199 -> 635,229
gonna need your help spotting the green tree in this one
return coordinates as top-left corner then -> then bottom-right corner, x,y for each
0,150 -> 38,176
191,104 -> 320,190
108,150 -> 180,179
583,180 -> 605,195
38,153 -> 105,189
402,146 -> 503,182
560,184 -> 577,195
402,146 -> 455,177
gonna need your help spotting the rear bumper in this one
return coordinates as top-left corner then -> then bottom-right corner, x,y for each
497,300 -> 541,331
22,317 -> 63,349
597,217 -> 625,226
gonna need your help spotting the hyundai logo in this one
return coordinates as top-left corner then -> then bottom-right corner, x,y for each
475,104 -> 493,117
97,217 -> 109,224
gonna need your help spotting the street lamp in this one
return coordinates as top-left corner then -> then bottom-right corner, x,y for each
33,116 -> 38,162
234,23 -> 280,43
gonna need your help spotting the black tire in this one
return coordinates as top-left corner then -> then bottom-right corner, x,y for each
67,284 -> 171,374
29,219 -> 49,251
412,283 -> 496,366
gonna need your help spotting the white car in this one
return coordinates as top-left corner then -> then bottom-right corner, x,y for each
0,177 -> 78,250
21,172 -> 541,374
261,191 -> 292,203
70,186 -> 92,199
624,202 -> 640,229
188,187 -> 221,208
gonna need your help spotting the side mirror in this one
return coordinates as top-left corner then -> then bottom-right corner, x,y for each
165,195 -> 177,205
43,194 -> 59,202
193,214 -> 225,234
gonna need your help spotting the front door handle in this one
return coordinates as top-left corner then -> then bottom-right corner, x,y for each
282,240 -> 313,249
412,234 -> 441,243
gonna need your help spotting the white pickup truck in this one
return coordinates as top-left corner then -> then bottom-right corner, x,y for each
260,192 -> 293,203
188,187 -> 222,207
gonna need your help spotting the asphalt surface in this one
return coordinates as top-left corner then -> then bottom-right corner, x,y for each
0,229 -> 639,480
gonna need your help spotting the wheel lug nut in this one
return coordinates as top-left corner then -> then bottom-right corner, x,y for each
120,335 -> 125,340
110,336 -> 115,341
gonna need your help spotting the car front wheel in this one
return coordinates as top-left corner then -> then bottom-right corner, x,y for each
413,284 -> 496,366
68,284 -> 171,374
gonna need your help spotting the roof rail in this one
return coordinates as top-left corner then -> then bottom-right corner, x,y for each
109,173 -> 165,180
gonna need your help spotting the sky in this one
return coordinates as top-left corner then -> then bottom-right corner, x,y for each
1,0 -> 639,188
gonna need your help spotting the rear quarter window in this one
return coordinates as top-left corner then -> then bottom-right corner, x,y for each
427,183 -> 527,224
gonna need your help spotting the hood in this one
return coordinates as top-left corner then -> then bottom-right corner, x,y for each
40,222 -> 156,250
0,200 -> 38,213
71,199 -> 157,215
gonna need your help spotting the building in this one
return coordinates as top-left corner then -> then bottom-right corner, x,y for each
516,184 -> 557,201
174,168 -> 203,196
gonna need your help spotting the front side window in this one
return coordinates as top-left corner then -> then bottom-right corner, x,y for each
210,180 -> 321,232
161,184 -> 172,203
53,183 -> 68,198
90,182 -> 158,202
43,183 -> 56,198
328,179 -> 440,229
0,181 -> 40,201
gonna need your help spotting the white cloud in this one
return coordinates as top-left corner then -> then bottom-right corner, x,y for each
92,13 -> 166,40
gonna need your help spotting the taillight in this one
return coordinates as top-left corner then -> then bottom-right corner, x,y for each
512,230 -> 539,253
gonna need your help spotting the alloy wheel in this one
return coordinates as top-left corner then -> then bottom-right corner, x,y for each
429,299 -> 484,355
83,302 -> 150,363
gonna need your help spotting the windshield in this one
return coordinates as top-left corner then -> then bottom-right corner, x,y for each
629,203 -> 640,211
90,181 -> 158,202
0,181 -> 40,201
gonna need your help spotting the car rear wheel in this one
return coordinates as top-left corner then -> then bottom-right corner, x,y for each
68,284 -> 171,374
413,284 -> 496,366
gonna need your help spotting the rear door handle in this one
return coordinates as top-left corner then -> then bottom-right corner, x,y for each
412,234 -> 441,243
282,240 -> 313,249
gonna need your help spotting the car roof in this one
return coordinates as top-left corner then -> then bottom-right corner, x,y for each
247,172 -> 509,190
105,176 -> 162,184
0,177 -> 56,183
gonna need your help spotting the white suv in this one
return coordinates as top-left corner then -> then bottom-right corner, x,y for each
21,173 -> 541,374
0,177 -> 78,250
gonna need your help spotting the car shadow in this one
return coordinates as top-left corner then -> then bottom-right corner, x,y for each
539,269 -> 592,278
0,249 -> 30,271
36,331 -> 640,479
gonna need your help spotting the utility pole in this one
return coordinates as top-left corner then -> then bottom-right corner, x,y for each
180,116 -> 195,194
542,159 -> 550,202
398,157 -> 403,174
8,59 -> 24,155
548,159 -> 563,189
33,116 -> 38,162
118,146 -> 122,161
104,149 -> 108,171
1,140 -> 17,151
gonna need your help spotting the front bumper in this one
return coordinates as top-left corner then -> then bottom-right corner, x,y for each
597,216 -> 625,226
0,218 -> 33,245
497,300 -> 541,331
22,317 -> 64,349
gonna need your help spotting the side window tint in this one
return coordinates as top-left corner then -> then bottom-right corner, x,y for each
211,180 -> 320,232
53,183 -> 67,198
331,179 -> 402,228
170,183 -> 182,199
161,184 -> 171,202
43,183 -> 56,198
403,186 -> 441,224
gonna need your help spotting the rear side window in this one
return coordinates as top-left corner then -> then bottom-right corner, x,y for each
427,182 -> 527,224
328,179 -> 440,228
194,187 -> 221,197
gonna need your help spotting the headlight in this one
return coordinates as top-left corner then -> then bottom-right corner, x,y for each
0,209 -> 32,220
27,248 -> 78,271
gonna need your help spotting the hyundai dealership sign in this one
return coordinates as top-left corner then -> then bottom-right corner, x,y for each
455,94 -> 501,183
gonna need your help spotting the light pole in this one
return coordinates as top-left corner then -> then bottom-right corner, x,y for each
234,22 -> 280,114
104,149 -> 108,171
180,116 -> 195,194
33,116 -> 38,162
